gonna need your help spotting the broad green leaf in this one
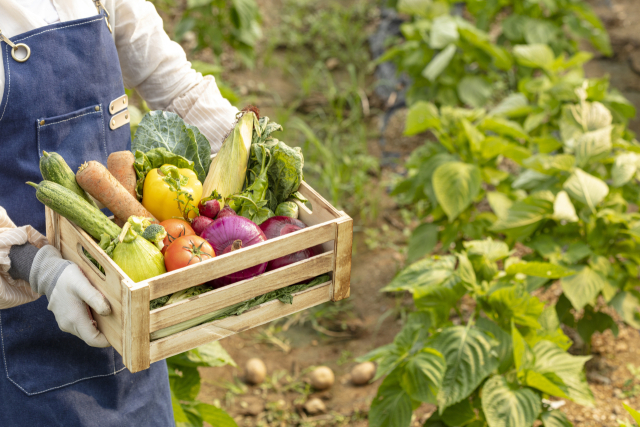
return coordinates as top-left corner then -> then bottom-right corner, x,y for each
481,136 -> 531,165
458,76 -> 493,108
612,153 -> 640,187
577,306 -> 618,344
171,392 -> 190,423
553,191 -> 578,223
457,252 -> 477,288
398,0 -> 434,17
541,409 -> 573,427
168,342 -> 236,368
489,93 -> 529,117
133,111 -> 211,183
610,291 -> 640,329
560,266 -> 606,310
512,169 -> 552,190
463,238 -> 510,261
491,192 -> 554,240
407,223 -> 439,263
574,126 -> 612,167
481,375 -> 541,427
430,16 -> 459,49
423,44 -> 457,82
414,278 -> 466,322
405,102 -> 440,135
477,317 -> 513,374
505,262 -> 576,279
524,111 -> 547,133
623,403 -> 640,425
381,256 -> 458,293
513,44 -> 555,70
401,349 -> 446,403
170,366 -> 201,401
441,399 -> 476,426
511,325 -> 531,372
369,374 -> 413,427
521,369 -> 569,399
462,119 -> 485,154
523,18 -> 558,45
531,340 -> 594,407
432,162 -> 482,221
479,117 -> 528,140
604,89 -> 636,119
563,168 -> 609,212
524,153 -> 575,174
430,326 -> 499,409
196,403 -> 238,427
488,285 -> 545,329
487,192 -> 513,219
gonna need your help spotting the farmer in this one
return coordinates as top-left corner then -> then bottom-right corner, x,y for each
0,0 -> 237,424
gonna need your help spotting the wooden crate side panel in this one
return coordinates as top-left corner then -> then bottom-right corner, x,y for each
149,282 -> 331,363
57,218 -> 124,354
331,216 -> 353,301
149,251 -> 334,333
297,182 -> 342,226
45,207 -> 60,249
147,221 -> 337,299
123,283 -> 150,373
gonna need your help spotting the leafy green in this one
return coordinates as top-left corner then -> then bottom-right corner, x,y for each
132,111 -> 211,183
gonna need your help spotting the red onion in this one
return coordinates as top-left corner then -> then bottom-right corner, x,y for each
216,205 -> 237,219
259,216 -> 322,271
201,216 -> 267,286
191,215 -> 214,235
198,199 -> 221,219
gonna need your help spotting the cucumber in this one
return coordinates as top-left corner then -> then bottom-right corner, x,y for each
27,180 -> 121,241
39,151 -> 98,208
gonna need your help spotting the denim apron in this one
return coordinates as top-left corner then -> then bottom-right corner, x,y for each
0,10 -> 174,427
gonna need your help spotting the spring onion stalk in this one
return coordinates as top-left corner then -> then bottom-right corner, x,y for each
149,275 -> 330,340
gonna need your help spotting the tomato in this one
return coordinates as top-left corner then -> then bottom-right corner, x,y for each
159,219 -> 195,254
164,235 -> 215,272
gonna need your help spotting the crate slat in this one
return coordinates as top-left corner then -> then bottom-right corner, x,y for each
145,220 -> 337,299
149,251 -> 334,333
123,283 -> 150,372
331,215 -> 353,301
149,281 -> 331,363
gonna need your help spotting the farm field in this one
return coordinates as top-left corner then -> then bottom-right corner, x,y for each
145,0 -> 640,425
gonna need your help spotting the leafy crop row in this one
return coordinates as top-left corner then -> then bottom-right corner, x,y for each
367,0 -> 639,425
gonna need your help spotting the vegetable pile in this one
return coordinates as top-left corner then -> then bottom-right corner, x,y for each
28,107 -> 327,340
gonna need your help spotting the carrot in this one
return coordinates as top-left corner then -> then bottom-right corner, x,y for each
77,161 -> 156,224
107,151 -> 137,200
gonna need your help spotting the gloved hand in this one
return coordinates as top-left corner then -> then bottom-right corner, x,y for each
16,245 -> 112,347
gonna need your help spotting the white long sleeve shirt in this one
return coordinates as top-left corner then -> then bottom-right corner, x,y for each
0,0 -> 239,308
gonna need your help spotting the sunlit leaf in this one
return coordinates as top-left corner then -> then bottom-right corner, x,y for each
513,44 -> 555,70
405,101 -> 441,135
506,262 -> 576,279
430,16 -> 459,49
430,326 -> 499,409
401,349 -> 446,403
560,266 -> 606,310
553,191 -> 578,223
612,153 -> 640,187
481,375 -> 541,427
381,256 -> 458,293
491,192 -> 554,239
423,44 -> 457,82
463,238 -> 510,261
541,409 -> 573,427
563,168 -> 609,212
432,162 -> 482,221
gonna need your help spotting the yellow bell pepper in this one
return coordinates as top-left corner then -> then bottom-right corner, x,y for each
142,164 -> 203,222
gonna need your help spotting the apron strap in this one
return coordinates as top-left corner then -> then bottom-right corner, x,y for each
0,1 -> 112,63
0,29 -> 31,63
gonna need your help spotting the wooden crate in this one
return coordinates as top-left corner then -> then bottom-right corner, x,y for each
45,182 -> 352,373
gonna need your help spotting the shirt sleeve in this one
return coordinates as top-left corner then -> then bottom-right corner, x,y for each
0,207 -> 48,309
112,0 -> 238,153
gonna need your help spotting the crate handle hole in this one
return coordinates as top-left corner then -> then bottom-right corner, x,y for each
76,243 -> 107,281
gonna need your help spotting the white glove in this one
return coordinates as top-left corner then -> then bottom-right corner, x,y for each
29,246 -> 112,347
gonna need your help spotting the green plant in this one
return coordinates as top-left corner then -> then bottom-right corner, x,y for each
621,364 -> 640,398
361,238 -> 589,427
152,0 -> 261,67
620,403 -> 640,427
381,0 -> 611,108
167,342 -> 238,427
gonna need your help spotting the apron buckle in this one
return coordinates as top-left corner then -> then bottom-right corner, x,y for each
93,1 -> 113,33
0,30 -> 30,63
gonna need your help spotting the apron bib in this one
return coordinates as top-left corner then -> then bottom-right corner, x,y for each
0,11 -> 173,426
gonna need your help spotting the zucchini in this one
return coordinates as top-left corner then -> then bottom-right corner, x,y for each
39,151 -> 98,208
27,180 -> 121,241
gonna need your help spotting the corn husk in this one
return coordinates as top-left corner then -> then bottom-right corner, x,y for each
202,111 -> 258,202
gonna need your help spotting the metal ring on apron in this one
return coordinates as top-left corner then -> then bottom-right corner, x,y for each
1,29 -> 31,63
11,44 -> 31,63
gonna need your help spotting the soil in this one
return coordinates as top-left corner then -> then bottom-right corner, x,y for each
193,1 -> 640,426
